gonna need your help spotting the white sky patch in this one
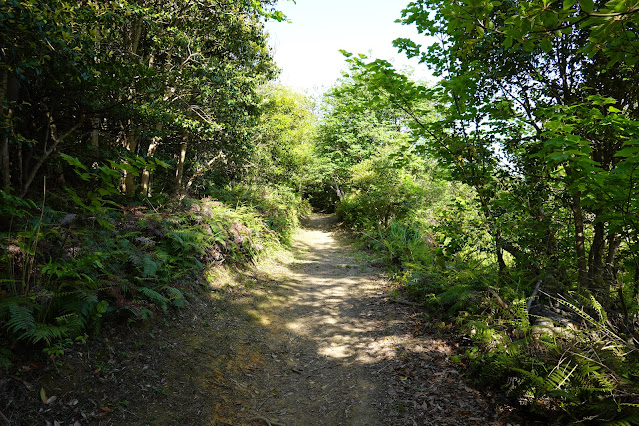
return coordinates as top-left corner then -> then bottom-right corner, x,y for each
265,0 -> 436,95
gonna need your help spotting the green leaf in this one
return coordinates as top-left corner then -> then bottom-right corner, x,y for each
614,147 -> 639,157
563,0 -> 577,9
579,0 -> 594,13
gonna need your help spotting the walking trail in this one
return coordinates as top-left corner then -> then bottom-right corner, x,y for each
27,214 -> 516,425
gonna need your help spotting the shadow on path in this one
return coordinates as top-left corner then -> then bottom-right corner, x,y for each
28,214 -> 503,426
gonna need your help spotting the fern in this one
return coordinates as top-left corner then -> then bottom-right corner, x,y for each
511,298 -> 530,332
589,294 -> 608,325
140,254 -> 160,277
30,323 -> 68,345
605,415 -> 639,426
6,303 -> 36,338
138,286 -> 168,310
163,286 -> 186,307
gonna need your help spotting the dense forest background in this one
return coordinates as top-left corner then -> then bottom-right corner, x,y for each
1,0 -> 639,423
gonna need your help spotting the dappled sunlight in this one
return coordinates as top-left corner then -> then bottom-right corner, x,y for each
103,214 -> 501,425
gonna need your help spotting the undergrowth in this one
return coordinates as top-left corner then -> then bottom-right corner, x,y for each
337,190 -> 639,424
0,171 -> 305,367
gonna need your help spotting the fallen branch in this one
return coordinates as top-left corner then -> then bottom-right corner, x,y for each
489,288 -> 509,310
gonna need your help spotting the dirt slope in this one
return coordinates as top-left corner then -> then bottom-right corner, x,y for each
2,214 -> 520,425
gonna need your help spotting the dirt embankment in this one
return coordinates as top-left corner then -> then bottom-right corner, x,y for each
2,214 -> 523,425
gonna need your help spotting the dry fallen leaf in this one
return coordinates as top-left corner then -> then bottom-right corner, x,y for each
100,406 -> 113,413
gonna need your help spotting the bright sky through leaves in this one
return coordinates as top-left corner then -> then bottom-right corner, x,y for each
265,0 -> 435,94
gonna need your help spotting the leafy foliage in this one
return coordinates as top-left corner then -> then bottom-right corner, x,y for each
300,0 -> 639,422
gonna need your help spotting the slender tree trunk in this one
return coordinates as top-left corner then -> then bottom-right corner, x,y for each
20,118 -> 83,198
332,177 -> 344,201
175,139 -> 187,192
606,233 -> 620,268
571,191 -> 588,289
1,70 -> 11,190
131,18 -> 143,55
17,144 -> 22,191
0,133 -> 9,191
588,218 -> 606,286
496,238 -> 507,276
91,118 -> 100,148
120,18 -> 144,195
141,124 -> 161,197
121,128 -> 139,195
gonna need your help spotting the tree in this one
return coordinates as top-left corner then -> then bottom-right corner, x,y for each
381,0 -> 639,297
248,84 -> 317,191
315,64 -> 413,202
0,0 -> 281,199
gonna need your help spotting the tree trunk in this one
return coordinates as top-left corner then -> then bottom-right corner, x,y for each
332,177 -> 344,201
141,124 -> 161,197
1,69 -> 11,190
496,240 -> 507,276
571,191 -> 588,289
588,218 -> 606,286
20,118 -> 83,198
0,132 -> 9,191
131,18 -> 143,55
122,129 -> 139,196
606,232 -> 620,268
175,139 -> 187,193
90,118 -> 100,148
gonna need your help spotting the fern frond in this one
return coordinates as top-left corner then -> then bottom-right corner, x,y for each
511,298 -> 530,331
138,287 -> 168,309
163,286 -> 186,307
80,294 -> 99,318
604,415 -> 639,426
589,294 -> 608,325
6,303 -> 36,336
140,255 -> 159,277
29,323 -> 68,345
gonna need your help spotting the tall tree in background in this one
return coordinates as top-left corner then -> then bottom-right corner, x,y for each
316,65 -> 413,202
248,84 -> 317,192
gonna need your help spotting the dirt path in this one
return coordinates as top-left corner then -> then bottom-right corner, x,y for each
5,214 -> 515,425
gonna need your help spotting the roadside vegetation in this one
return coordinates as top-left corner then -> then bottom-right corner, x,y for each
0,0 -> 311,372
309,1 -> 639,423
2,0 -> 639,424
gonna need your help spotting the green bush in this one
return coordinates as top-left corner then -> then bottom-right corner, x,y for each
210,183 -> 311,245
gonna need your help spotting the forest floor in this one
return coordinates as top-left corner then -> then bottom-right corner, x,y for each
2,214 -> 532,425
